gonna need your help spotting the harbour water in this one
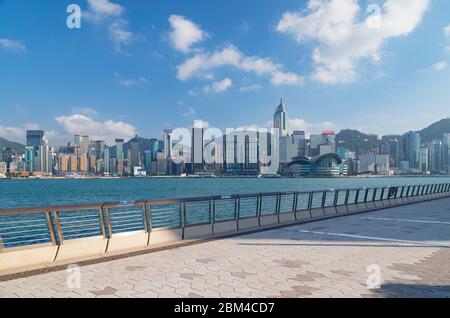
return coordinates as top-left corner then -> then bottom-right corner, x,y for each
1,176 -> 450,209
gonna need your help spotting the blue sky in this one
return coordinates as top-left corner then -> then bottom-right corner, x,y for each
0,0 -> 450,145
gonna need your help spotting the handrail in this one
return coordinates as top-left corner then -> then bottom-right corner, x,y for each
0,182 -> 449,252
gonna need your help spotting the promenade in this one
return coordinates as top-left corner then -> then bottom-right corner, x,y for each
1,197 -> 450,298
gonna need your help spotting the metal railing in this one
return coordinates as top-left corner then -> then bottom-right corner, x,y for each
1,183 -> 450,251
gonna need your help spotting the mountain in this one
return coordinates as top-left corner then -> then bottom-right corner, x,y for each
0,137 -> 25,154
419,118 -> 450,143
335,129 -> 380,153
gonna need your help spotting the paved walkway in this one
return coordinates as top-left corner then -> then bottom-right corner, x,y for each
1,198 -> 450,298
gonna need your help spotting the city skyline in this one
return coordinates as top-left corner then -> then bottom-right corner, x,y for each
1,0 -> 450,144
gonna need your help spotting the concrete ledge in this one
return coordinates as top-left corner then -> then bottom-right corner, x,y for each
279,212 -> 296,224
347,204 -> 359,212
296,210 -> 312,220
260,214 -> 279,227
336,205 -> 347,214
238,217 -> 259,231
213,220 -> 238,235
56,236 -> 107,262
107,231 -> 148,253
149,228 -> 182,246
0,244 -> 57,273
310,208 -> 325,218
184,223 -> 213,240
324,207 -> 337,216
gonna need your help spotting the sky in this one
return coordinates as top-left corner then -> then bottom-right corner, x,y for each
0,0 -> 450,145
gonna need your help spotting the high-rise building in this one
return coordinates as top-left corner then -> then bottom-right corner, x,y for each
444,133 -> 450,175
274,99 -> 289,137
429,139 -> 444,173
164,129 -> 172,161
26,130 -> 44,149
75,135 -> 89,154
402,131 -> 421,170
129,135 -> 141,173
93,140 -> 105,160
143,150 -> 153,175
103,146 -> 110,175
190,121 -> 205,174
388,139 -> 400,168
419,146 -> 429,173
25,146 -> 34,172
115,139 -> 124,161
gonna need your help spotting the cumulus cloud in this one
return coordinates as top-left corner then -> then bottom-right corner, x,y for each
55,114 -> 136,144
84,0 -> 134,52
177,45 -> 303,86
445,24 -> 450,37
433,61 -> 447,71
0,38 -> 26,53
168,15 -> 208,53
203,78 -> 233,94
277,0 -> 429,84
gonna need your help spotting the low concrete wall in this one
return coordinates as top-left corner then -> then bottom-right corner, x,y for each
56,236 -> 107,262
149,228 -> 182,246
184,224 -> 213,240
213,220 -> 238,235
238,217 -> 259,231
279,212 -> 296,224
107,231 -> 148,253
260,214 -> 279,227
0,243 -> 57,273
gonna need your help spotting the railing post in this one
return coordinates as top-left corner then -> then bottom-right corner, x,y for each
142,203 -> 148,233
236,196 -> 241,231
211,198 -> 216,235
45,211 -> 57,246
344,190 -> 350,213
276,193 -> 281,224
321,191 -> 327,216
293,193 -> 298,221
363,188 -> 369,208
98,205 -> 107,239
308,192 -> 313,218
257,194 -> 262,227
182,202 -> 186,240
333,190 -> 339,214
104,207 -> 113,238
53,211 -> 64,244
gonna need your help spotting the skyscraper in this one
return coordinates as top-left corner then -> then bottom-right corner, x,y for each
115,139 -> 124,161
444,133 -> 450,175
164,129 -> 172,161
402,131 -> 421,170
429,139 -> 444,173
26,130 -> 45,158
129,135 -> 141,174
274,99 -> 289,137
25,146 -> 34,172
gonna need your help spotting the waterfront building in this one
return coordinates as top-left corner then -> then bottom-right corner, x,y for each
143,150 -> 153,175
402,131 -> 421,170
189,121 -> 205,174
78,135 -> 89,154
388,138 -> 400,168
281,153 -> 343,176
93,140 -> 106,161
129,135 -> 141,173
109,157 -> 117,175
79,154 -> 89,173
444,133 -> 450,175
164,130 -> 172,161
419,146 -> 429,173
0,162 -> 7,177
103,146 -> 110,175
149,139 -> 159,161
358,153 -> 391,175
25,146 -> 34,172
115,139 -> 124,161
429,139 -> 444,174
156,152 -> 167,175
26,130 -> 44,153
274,99 -> 289,137
310,131 -> 336,157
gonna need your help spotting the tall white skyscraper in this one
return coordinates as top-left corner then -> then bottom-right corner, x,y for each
274,99 -> 289,137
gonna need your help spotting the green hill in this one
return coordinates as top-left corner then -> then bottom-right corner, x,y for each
0,137 -> 25,154
419,118 -> 450,142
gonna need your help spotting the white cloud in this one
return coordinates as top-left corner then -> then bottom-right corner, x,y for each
177,45 -> 303,86
271,71 -> 304,86
114,72 -> 148,86
239,84 -> 263,92
204,78 -> 233,94
0,38 -> 26,53
277,0 -> 429,84
433,61 -> 447,71
84,0 -> 134,52
55,114 -> 136,144
85,0 -> 124,21
168,15 -> 208,53
444,24 -> 450,37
